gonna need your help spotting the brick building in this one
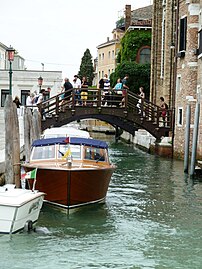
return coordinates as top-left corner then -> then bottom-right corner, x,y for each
96,4 -> 152,86
151,0 -> 202,159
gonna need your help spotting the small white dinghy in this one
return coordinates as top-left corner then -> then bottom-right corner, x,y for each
0,184 -> 45,234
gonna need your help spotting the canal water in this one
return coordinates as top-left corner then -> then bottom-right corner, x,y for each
1,134 -> 202,269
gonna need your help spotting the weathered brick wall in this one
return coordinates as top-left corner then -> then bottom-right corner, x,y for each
174,0 -> 200,159
151,0 -> 202,160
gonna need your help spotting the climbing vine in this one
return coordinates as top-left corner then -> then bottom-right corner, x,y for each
111,29 -> 151,98
118,30 -> 151,63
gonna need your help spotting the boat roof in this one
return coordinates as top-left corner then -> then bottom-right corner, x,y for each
42,127 -> 90,139
32,137 -> 108,149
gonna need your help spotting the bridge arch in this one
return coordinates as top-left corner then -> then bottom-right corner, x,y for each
38,89 -> 172,141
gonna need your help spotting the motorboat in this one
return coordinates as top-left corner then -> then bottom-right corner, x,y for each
22,137 -> 116,212
41,126 -> 91,139
0,184 -> 45,234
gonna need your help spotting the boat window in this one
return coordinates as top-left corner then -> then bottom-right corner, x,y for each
31,145 -> 55,160
58,145 -> 81,160
84,147 -> 106,162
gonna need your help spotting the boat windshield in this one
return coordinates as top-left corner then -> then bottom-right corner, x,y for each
58,144 -> 81,160
84,147 -> 106,162
31,145 -> 55,160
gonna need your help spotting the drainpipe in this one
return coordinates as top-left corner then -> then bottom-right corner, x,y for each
190,102 -> 200,177
171,0 -> 179,158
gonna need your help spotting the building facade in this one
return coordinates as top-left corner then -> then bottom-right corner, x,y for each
0,42 -> 62,107
96,30 -> 124,84
151,0 -> 202,159
96,4 -> 152,86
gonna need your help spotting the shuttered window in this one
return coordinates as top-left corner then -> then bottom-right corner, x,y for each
179,17 -> 187,52
198,29 -> 202,55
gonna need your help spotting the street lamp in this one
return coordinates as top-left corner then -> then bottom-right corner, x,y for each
38,76 -> 43,92
6,46 -> 15,95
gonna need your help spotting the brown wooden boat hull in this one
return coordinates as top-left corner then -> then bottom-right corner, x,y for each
24,166 -> 115,210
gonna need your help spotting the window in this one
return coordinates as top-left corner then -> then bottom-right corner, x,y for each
176,75 -> 181,92
108,51 -> 111,59
1,89 -> 9,107
198,29 -> 202,56
102,53 -> 104,60
84,147 -> 105,161
179,17 -> 187,52
58,145 -> 81,160
31,145 -> 55,160
178,107 -> 183,126
112,50 -> 115,59
139,48 -> 151,64
21,90 -> 30,106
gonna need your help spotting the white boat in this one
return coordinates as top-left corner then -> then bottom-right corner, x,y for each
0,184 -> 45,234
42,126 -> 91,139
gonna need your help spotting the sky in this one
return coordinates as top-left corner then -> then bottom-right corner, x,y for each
1,0 -> 153,81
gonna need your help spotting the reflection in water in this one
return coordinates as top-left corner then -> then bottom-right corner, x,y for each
1,136 -> 202,269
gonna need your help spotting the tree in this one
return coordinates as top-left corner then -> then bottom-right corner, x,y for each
78,49 -> 94,86
111,62 -> 150,99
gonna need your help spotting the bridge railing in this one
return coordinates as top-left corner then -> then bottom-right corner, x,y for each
127,91 -> 173,128
37,88 -> 172,129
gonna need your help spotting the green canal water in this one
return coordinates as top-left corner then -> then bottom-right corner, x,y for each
1,135 -> 202,269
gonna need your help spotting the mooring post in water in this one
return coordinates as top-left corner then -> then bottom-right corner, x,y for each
184,104 -> 191,173
4,95 -> 21,187
24,108 -> 41,162
190,102 -> 200,177
115,126 -> 119,142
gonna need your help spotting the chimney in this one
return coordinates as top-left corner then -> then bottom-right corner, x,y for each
107,37 -> 110,42
125,5 -> 131,30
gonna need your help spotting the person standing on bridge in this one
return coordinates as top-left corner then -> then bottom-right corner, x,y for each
137,87 -> 145,115
121,74 -> 129,107
81,76 -> 88,106
160,96 -> 168,127
73,75 -> 81,105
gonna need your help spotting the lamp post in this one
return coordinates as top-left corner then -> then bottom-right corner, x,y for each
38,76 -> 43,93
6,46 -> 15,95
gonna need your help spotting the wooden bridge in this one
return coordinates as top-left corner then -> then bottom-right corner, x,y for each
37,89 -> 173,142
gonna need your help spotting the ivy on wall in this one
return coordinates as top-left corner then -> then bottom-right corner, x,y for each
111,29 -> 151,98
118,30 -> 151,63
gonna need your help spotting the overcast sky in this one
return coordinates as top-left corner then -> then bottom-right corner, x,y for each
1,0 -> 153,81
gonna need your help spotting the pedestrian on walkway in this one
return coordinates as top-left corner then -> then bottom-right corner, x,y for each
160,96 -> 168,126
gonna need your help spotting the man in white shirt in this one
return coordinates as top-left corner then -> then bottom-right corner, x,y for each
73,75 -> 81,105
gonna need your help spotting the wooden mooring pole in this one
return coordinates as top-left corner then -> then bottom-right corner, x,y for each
4,95 -> 21,187
24,108 -> 41,162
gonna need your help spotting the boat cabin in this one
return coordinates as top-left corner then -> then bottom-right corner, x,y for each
30,137 -> 109,163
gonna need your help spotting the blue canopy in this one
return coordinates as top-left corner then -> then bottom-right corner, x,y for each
32,137 -> 108,149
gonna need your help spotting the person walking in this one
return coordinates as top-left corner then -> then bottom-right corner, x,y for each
160,96 -> 168,126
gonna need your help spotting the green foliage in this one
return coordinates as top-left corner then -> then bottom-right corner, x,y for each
78,49 -> 94,86
116,17 -> 124,28
118,30 -> 151,63
111,62 -> 151,99
111,29 -> 151,98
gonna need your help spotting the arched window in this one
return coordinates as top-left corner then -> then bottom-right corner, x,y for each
137,46 -> 151,64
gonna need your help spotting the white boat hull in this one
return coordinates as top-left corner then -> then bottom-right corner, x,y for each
0,184 -> 45,234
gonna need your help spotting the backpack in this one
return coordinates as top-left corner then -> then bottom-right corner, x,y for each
34,95 -> 39,104
165,103 -> 168,109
